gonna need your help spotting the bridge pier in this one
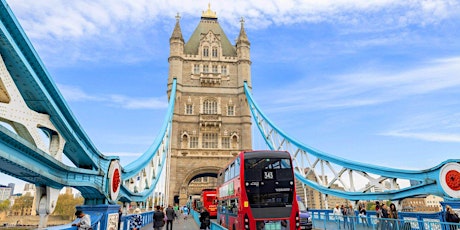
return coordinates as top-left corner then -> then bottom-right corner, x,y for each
35,186 -> 60,228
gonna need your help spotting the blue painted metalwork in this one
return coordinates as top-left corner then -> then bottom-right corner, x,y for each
0,0 -> 177,203
310,209 -> 460,230
244,82 -> 460,202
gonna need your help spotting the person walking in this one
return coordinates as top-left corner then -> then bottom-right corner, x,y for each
381,203 -> 390,230
346,204 -> 355,230
341,204 -> 349,229
165,205 -> 176,230
72,210 -> 91,230
130,208 -> 142,230
333,204 -> 343,228
359,206 -> 368,226
118,208 -> 123,230
389,203 -> 399,230
445,205 -> 460,230
182,205 -> 189,220
153,205 -> 166,230
199,208 -> 211,230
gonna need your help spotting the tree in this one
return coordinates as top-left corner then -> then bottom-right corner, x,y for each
0,199 -> 10,212
52,193 -> 84,220
11,195 -> 33,215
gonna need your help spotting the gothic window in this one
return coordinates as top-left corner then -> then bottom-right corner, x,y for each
212,65 -> 218,73
221,66 -> 227,75
181,134 -> 189,149
203,99 -> 217,114
231,135 -> 238,148
190,136 -> 198,148
212,47 -> 218,57
222,137 -> 230,148
203,47 -> 209,57
193,64 -> 200,74
203,65 -> 209,73
202,133 -> 218,148
186,104 -> 193,115
227,106 -> 234,116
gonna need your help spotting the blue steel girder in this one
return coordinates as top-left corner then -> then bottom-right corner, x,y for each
0,125 -> 107,201
244,82 -> 460,202
0,0 -> 176,205
0,0 -> 113,170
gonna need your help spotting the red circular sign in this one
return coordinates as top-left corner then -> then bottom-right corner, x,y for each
445,170 -> 460,191
112,168 -> 121,193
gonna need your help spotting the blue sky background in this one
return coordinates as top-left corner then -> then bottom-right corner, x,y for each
2,0 -> 460,193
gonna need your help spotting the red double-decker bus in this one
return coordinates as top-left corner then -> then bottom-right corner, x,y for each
201,189 -> 217,217
217,150 -> 300,230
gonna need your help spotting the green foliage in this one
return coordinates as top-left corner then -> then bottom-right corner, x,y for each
53,193 -> 84,220
11,195 -> 33,215
0,199 -> 10,212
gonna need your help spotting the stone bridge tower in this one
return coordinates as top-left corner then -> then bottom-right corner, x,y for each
166,6 -> 252,205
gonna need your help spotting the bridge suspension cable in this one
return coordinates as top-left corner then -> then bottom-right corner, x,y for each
118,79 -> 176,202
244,82 -> 460,202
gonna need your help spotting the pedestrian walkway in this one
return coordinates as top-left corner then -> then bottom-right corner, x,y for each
141,215 -> 199,230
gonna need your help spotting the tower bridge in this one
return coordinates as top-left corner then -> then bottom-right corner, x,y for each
0,2 -> 459,229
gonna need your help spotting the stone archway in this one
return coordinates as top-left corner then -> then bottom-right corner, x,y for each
177,166 -> 221,206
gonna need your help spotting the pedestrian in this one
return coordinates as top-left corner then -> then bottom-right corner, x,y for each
153,205 -> 166,230
165,205 -> 176,230
389,203 -> 399,230
341,204 -> 348,229
333,203 -> 343,227
445,205 -> 460,230
72,210 -> 92,230
118,207 -> 123,230
173,204 -> 180,221
130,208 -> 142,230
359,206 -> 368,226
375,201 -> 382,229
381,203 -> 389,230
182,205 -> 189,220
199,207 -> 211,230
346,204 -> 355,230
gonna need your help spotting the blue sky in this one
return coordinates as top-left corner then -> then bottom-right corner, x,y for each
2,0 -> 460,193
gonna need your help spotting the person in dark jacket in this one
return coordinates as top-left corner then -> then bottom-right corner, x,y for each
199,208 -> 211,230
153,206 -> 165,230
165,205 -> 176,230
445,205 -> 460,230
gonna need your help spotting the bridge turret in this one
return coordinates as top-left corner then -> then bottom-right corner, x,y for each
168,13 -> 184,86
236,17 -> 251,87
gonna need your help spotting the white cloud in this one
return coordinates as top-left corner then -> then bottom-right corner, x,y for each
263,57 -> 460,112
7,0 -> 460,40
58,84 -> 168,109
381,131 -> 460,143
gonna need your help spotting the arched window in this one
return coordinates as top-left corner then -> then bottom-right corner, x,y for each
212,47 -> 218,57
203,46 -> 209,57
203,99 -> 217,114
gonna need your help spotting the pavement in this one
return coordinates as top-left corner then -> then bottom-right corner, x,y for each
141,213 -> 199,230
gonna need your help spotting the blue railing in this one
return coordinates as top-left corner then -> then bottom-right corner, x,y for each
120,211 -> 154,230
310,209 -> 460,230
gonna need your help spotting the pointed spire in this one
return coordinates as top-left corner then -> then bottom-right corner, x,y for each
237,17 -> 249,44
170,12 -> 184,42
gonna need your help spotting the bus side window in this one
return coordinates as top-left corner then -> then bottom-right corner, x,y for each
235,158 -> 240,177
230,163 -> 235,179
224,168 -> 229,182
